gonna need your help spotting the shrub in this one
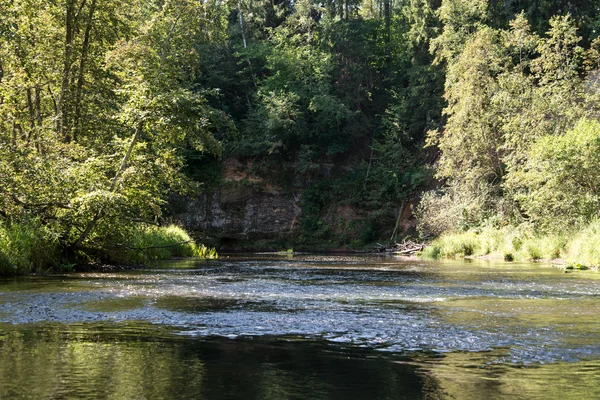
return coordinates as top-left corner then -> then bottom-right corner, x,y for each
416,181 -> 500,236
523,239 -> 543,260
421,244 -> 442,259
424,231 -> 480,258
509,119 -> 600,232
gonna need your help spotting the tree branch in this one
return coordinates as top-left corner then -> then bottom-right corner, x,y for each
70,120 -> 144,250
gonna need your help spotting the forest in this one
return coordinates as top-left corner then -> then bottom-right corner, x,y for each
1,0 -> 600,273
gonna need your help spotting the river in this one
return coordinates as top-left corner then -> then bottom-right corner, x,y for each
1,254 -> 599,399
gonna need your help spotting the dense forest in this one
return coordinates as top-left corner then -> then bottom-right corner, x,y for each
1,0 -> 600,272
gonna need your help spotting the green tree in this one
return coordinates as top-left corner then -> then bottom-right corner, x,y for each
0,0 -> 229,261
421,9 -> 600,234
508,119 -> 600,231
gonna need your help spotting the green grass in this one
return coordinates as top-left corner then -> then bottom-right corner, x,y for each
565,220 -> 600,268
104,224 -> 218,265
0,220 -> 60,275
0,221 -> 217,275
423,221 -> 600,269
422,226 -> 569,264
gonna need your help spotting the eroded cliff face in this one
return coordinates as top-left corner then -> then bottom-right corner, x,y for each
171,187 -> 301,241
170,158 -> 417,248
170,159 -> 302,243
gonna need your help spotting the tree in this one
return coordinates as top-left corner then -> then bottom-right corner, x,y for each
0,0 -> 230,260
508,119 -> 600,231
420,9 -> 600,234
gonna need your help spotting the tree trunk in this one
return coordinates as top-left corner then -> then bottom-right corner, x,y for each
73,0 -> 97,142
238,5 -> 247,49
35,86 -> 42,150
363,146 -> 374,190
57,0 -> 87,141
56,0 -> 75,140
0,56 -> 4,106
384,0 -> 391,76
238,5 -> 257,88
109,121 -> 142,192
26,87 -> 36,143
12,122 -> 17,146
390,201 -> 405,242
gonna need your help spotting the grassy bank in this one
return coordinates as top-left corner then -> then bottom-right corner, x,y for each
0,221 -> 216,276
422,221 -> 600,269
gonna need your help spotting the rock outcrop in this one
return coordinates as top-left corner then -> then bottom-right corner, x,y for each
170,159 -> 301,242
171,187 -> 301,241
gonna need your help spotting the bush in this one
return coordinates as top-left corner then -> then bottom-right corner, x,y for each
421,244 -> 441,259
416,181 -> 502,236
0,221 -> 217,275
522,239 -> 543,260
424,231 -> 480,258
421,225 -> 573,263
509,119 -> 600,232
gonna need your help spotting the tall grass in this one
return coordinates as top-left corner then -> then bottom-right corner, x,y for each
104,224 -> 218,265
566,220 -> 600,267
0,220 -> 59,275
422,225 -> 568,264
0,221 -> 216,275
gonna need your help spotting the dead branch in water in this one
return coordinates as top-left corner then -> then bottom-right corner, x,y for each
374,238 -> 425,255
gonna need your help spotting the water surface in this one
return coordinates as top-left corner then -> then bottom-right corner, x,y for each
1,255 -> 599,398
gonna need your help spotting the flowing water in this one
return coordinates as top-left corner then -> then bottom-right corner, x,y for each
1,255 -> 600,399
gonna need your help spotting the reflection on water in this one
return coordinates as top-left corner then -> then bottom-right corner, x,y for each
421,351 -> 600,400
0,324 -> 427,400
1,255 -> 600,398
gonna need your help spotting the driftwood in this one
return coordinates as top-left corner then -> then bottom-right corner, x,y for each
374,238 -> 425,255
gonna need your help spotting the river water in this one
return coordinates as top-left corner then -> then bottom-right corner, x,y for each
1,255 -> 600,399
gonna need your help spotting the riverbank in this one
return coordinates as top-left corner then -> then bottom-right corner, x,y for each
0,222 -> 216,276
422,221 -> 600,269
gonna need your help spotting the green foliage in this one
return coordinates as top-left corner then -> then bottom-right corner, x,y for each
430,0 -> 488,64
566,220 -> 600,268
416,182 -> 504,236
0,0 -> 227,272
298,181 -> 332,239
421,7 -> 600,236
423,225 -> 571,263
4,0 -> 600,259
428,231 -> 480,258
508,119 -> 600,231
421,243 -> 441,259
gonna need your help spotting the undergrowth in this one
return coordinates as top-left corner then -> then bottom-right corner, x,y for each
0,220 -> 60,275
